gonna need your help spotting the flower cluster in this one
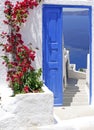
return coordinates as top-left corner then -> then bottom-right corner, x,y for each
0,0 -> 43,94
4,0 -> 38,25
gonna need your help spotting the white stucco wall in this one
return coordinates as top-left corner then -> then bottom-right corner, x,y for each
21,4 -> 42,69
0,0 -> 8,90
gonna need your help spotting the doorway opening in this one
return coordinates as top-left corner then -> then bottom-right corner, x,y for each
62,6 -> 92,106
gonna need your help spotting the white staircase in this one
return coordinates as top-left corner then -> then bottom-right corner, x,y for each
63,78 -> 89,106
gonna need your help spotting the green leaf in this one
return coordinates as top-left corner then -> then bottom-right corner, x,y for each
1,56 -> 9,63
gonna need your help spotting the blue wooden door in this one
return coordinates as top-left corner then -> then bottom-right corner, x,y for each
43,5 -> 63,106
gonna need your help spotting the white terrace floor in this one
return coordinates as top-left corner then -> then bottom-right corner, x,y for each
53,105 -> 94,130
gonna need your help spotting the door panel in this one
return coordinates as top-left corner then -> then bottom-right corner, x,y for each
43,6 -> 63,106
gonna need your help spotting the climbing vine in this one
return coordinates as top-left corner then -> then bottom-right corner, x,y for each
0,0 -> 43,94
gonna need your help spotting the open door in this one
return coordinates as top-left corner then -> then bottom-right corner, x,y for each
43,5 -> 63,106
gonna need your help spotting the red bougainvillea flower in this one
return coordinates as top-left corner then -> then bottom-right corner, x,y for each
29,51 -> 35,61
4,44 -> 12,52
6,77 -> 10,81
1,0 -> 40,94
23,86 -> 30,93
5,0 -> 12,5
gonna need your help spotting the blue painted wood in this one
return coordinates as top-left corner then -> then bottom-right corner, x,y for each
43,6 -> 63,106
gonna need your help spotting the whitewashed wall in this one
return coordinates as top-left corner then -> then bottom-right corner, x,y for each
0,0 -> 13,92
0,1 -> 7,87
21,4 -> 42,69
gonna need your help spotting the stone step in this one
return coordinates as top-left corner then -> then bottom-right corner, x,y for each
66,90 -> 86,93
74,93 -> 88,96
64,90 -> 85,94
63,98 -> 88,103
63,102 -> 89,106
70,102 -> 88,106
64,92 -> 87,95
65,86 -> 87,89
67,81 -> 86,86
64,91 -> 88,96
63,99 -> 88,106
63,97 -> 88,102
63,102 -> 88,106
65,88 -> 86,92
64,91 -> 88,98
64,95 -> 88,99
63,95 -> 88,105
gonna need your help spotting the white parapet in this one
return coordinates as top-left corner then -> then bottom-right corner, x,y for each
0,85 -> 54,129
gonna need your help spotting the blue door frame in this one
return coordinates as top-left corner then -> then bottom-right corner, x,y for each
42,4 -> 92,106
